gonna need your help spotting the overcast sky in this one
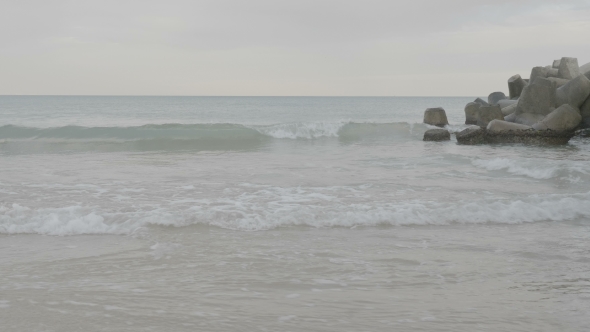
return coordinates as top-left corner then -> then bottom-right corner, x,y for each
1,0 -> 590,96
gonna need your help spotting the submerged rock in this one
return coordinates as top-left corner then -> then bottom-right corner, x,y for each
423,107 -> 449,127
485,129 -> 576,145
455,126 -> 486,145
423,129 -> 450,142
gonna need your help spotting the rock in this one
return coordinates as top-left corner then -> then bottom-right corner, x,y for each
580,62 -> 590,75
464,102 -> 480,125
553,59 -> 561,69
558,57 -> 581,80
547,77 -> 570,88
423,129 -> 451,141
532,104 -> 582,131
486,129 -> 576,145
579,96 -> 590,128
555,74 -> 590,108
512,79 -> 556,125
486,120 -> 532,133
501,103 -> 517,116
456,125 -> 575,145
497,99 -> 518,109
488,92 -> 507,105
474,98 -> 489,106
476,105 -> 504,127
423,107 -> 449,127
508,74 -> 528,99
530,66 -> 548,83
456,126 -> 486,145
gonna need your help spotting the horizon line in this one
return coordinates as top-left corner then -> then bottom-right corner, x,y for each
0,95 -> 481,98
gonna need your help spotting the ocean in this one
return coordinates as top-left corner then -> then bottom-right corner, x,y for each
1,96 -> 589,331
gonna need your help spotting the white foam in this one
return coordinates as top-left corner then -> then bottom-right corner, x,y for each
472,158 -> 589,180
253,122 -> 347,139
2,188 -> 590,235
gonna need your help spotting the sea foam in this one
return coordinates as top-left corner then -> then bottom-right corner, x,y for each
2,189 -> 589,235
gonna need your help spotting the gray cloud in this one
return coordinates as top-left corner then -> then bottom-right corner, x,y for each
1,0 -> 589,95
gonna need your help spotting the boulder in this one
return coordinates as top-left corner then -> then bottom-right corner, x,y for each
497,99 -> 518,109
423,107 -> 449,127
501,102 -> 518,116
476,105 -> 504,127
423,129 -> 451,141
547,77 -> 570,88
508,74 -> 528,99
558,57 -> 581,80
456,126 -> 486,145
464,102 -> 480,125
532,104 -> 582,131
486,120 -> 532,133
580,96 -> 590,128
555,74 -> 590,108
530,66 -> 548,83
486,129 -> 576,145
488,92 -> 507,105
580,62 -> 590,76
552,59 -> 561,69
474,98 -> 489,106
512,79 -> 556,125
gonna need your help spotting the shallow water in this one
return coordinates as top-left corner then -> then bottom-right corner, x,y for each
1,96 -> 589,331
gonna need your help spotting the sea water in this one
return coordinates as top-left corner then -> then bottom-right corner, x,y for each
1,96 -> 589,331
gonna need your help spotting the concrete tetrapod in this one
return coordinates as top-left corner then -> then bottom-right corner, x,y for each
581,96 -> 590,128
497,99 -> 518,109
512,79 -> 556,125
555,74 -> 590,108
558,57 -> 581,80
547,77 -> 570,88
501,103 -> 518,116
423,107 -> 449,127
486,120 -> 532,133
508,74 -> 528,99
532,104 -> 582,131
530,66 -> 549,84
464,102 -> 481,125
553,59 -> 561,69
476,105 -> 504,127
423,129 -> 451,141
488,92 -> 507,105
474,98 -> 489,106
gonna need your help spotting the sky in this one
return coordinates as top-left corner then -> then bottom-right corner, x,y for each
1,0 -> 590,96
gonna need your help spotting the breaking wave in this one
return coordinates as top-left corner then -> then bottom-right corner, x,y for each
0,122 -> 425,141
472,158 -> 590,180
2,190 -> 590,236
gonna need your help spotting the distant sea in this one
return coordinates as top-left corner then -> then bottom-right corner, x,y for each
1,96 -> 590,331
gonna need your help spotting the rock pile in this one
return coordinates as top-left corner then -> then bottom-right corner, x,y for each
456,56 -> 590,145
